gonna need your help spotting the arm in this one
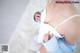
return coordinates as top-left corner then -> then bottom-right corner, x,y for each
39,32 -> 51,53
39,32 -> 54,53
39,45 -> 47,53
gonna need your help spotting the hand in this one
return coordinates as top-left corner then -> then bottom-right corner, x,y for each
43,31 -> 53,42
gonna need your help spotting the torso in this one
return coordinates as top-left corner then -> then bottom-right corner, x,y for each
45,3 -> 77,45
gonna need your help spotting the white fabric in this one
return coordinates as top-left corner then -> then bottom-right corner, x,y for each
8,0 -> 47,53
37,24 -> 63,43
40,8 -> 46,23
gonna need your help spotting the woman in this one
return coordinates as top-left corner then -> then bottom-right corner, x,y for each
35,0 -> 80,53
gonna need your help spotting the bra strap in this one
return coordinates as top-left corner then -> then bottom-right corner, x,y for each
54,15 -> 80,29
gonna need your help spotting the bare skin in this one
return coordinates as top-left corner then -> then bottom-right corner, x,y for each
39,0 -> 80,53
46,2 -> 79,45
39,45 -> 47,53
